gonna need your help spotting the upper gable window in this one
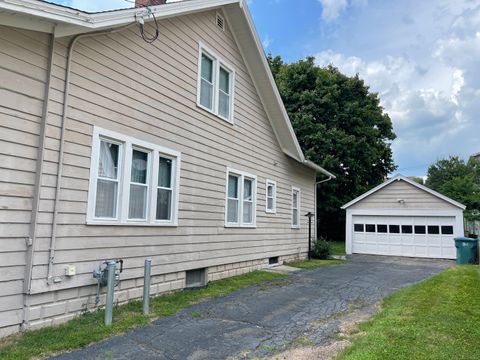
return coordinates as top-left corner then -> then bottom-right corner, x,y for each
197,42 -> 235,123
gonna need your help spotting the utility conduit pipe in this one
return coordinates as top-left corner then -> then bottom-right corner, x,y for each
47,23 -> 136,285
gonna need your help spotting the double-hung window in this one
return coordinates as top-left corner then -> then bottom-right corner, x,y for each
197,42 -> 235,123
292,187 -> 301,228
128,149 -> 150,220
225,168 -> 256,227
95,140 -> 122,219
87,127 -> 181,226
265,179 -> 276,213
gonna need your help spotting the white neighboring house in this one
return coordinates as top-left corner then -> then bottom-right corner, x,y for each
342,175 -> 465,259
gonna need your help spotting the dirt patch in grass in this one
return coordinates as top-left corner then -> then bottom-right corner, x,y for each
269,303 -> 378,360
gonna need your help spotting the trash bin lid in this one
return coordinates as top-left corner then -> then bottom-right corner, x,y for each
454,237 -> 479,242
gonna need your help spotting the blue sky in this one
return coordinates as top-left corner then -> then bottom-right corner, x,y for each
51,0 -> 480,175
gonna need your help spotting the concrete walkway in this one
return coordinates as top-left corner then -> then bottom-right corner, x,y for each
51,255 -> 452,360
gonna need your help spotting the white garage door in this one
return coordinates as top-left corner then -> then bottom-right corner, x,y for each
352,215 -> 456,259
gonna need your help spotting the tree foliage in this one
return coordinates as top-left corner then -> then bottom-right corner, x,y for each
268,55 -> 396,239
426,156 -> 480,220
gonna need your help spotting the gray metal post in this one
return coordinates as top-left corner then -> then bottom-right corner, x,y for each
105,260 -> 116,326
143,258 -> 152,315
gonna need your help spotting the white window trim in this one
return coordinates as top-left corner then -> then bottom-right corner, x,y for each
225,167 -> 257,228
291,186 -> 301,229
265,179 -> 276,214
87,126 -> 181,227
197,41 -> 236,124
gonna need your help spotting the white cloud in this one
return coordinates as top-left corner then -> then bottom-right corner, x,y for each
317,0 -> 367,22
314,4 -> 480,175
318,0 -> 348,21
262,34 -> 273,49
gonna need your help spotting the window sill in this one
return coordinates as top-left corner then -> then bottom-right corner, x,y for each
196,103 -> 234,125
86,221 -> 178,227
265,210 -> 276,214
291,226 -> 301,230
224,224 -> 257,229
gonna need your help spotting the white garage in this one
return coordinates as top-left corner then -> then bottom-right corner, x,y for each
342,176 -> 465,259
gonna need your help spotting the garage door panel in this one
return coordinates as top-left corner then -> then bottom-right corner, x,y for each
352,215 -> 456,259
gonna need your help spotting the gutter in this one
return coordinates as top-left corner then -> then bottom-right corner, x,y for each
304,159 -> 336,179
0,0 -> 240,30
47,23 -> 135,285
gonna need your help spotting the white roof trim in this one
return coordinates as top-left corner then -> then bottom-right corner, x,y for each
341,175 -> 466,210
0,0 -> 332,177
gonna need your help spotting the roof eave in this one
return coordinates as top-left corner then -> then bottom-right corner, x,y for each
0,0 -> 330,176
341,175 -> 466,210
0,0 -> 241,35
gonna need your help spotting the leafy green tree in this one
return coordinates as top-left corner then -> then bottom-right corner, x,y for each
410,176 -> 425,185
268,55 -> 396,240
426,156 -> 480,220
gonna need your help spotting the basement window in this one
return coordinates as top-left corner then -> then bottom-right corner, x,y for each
186,268 -> 206,288
269,256 -> 279,265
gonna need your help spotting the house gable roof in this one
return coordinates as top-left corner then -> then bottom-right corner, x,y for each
341,175 -> 466,210
0,0 -> 335,178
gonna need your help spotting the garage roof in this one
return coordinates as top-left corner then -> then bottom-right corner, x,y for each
0,0 -> 335,178
341,175 -> 466,210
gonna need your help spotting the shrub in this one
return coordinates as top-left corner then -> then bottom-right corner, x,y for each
311,238 -> 331,259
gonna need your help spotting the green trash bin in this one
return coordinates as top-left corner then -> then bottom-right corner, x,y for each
454,237 -> 478,264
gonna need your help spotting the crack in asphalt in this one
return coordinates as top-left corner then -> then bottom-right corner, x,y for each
50,256 -> 452,360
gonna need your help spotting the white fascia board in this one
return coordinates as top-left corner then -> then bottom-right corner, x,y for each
348,208 -> 464,217
237,1 -> 305,161
0,0 -> 240,33
398,176 -> 466,210
341,175 -> 466,210
341,177 -> 397,209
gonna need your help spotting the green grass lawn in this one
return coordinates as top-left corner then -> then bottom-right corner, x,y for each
330,241 -> 346,255
0,271 -> 286,360
338,265 -> 480,360
287,259 -> 345,269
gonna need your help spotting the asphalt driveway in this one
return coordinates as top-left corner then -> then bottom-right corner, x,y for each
51,255 -> 452,360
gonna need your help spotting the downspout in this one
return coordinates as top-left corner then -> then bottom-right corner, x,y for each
47,24 -> 136,285
314,175 -> 334,241
22,26 -> 56,330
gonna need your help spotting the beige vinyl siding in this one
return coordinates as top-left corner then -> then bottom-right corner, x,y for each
26,9 -> 315,296
349,180 -> 457,210
0,26 -> 50,335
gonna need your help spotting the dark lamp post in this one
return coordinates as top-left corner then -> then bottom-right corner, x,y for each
305,212 -> 314,260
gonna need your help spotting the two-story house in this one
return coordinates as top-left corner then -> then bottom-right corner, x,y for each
0,0 -> 334,336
